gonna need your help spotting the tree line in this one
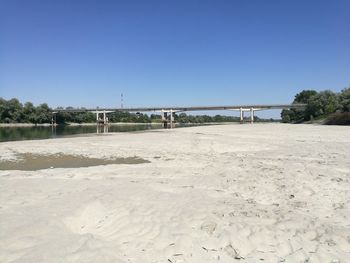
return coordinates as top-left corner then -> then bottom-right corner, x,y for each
0,98 -> 152,124
281,87 -> 350,124
0,98 -> 51,124
0,98 -> 274,124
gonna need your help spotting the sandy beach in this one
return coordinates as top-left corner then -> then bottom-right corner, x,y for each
0,124 -> 349,263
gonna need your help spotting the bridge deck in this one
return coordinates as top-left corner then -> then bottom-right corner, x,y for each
52,104 -> 306,113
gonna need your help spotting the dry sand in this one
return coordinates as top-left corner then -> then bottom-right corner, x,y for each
0,124 -> 349,263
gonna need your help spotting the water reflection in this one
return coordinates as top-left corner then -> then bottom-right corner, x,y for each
0,124 -> 162,142
0,123 -> 214,142
96,125 -> 110,134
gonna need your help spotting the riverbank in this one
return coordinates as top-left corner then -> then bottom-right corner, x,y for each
0,123 -> 53,127
0,122 -> 231,127
0,121 -> 276,128
0,124 -> 349,262
0,122 -> 160,127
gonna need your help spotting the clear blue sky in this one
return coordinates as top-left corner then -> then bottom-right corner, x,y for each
1,0 -> 349,118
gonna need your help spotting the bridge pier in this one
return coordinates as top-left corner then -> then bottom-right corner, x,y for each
250,108 -> 254,124
161,110 -> 167,128
51,112 -> 57,126
240,108 -> 244,124
170,109 -> 173,129
238,108 -> 255,124
161,109 -> 175,129
95,110 -> 109,125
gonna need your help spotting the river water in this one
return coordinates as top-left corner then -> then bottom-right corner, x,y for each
0,123 -> 213,142
0,124 -> 163,142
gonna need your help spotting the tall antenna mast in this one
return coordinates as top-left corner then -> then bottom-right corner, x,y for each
121,93 -> 124,109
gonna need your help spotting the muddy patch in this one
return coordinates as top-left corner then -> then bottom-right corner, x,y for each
0,153 -> 150,171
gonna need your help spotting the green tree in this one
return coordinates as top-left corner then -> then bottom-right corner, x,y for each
307,90 -> 340,119
23,102 -> 36,123
281,110 -> 292,123
294,90 -> 318,104
1,98 -> 24,123
339,87 -> 350,112
0,98 -> 6,123
35,103 -> 51,123
281,90 -> 317,122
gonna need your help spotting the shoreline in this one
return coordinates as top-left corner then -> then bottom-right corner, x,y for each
0,122 -> 161,127
0,122 -> 236,127
0,121 -> 278,128
0,123 -> 53,127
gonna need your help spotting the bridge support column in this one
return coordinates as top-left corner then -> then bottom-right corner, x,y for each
170,109 -> 173,129
160,109 -> 177,129
51,112 -> 57,126
96,111 -> 99,123
250,108 -> 254,124
103,111 -> 106,125
240,108 -> 244,124
161,110 -> 167,128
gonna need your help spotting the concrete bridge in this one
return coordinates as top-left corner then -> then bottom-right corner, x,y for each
52,104 -> 306,128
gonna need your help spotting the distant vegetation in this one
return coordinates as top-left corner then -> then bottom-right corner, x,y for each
0,98 -> 51,124
281,87 -> 350,125
0,98 -> 276,125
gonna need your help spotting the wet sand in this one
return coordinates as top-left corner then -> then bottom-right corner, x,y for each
0,124 -> 349,263
0,153 -> 149,170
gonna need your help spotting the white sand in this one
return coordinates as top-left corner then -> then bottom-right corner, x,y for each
0,124 -> 349,263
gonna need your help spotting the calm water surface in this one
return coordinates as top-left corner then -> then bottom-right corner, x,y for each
0,124 -> 163,142
0,123 -> 209,142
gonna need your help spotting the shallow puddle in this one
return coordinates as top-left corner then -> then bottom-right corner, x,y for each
0,153 -> 150,171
